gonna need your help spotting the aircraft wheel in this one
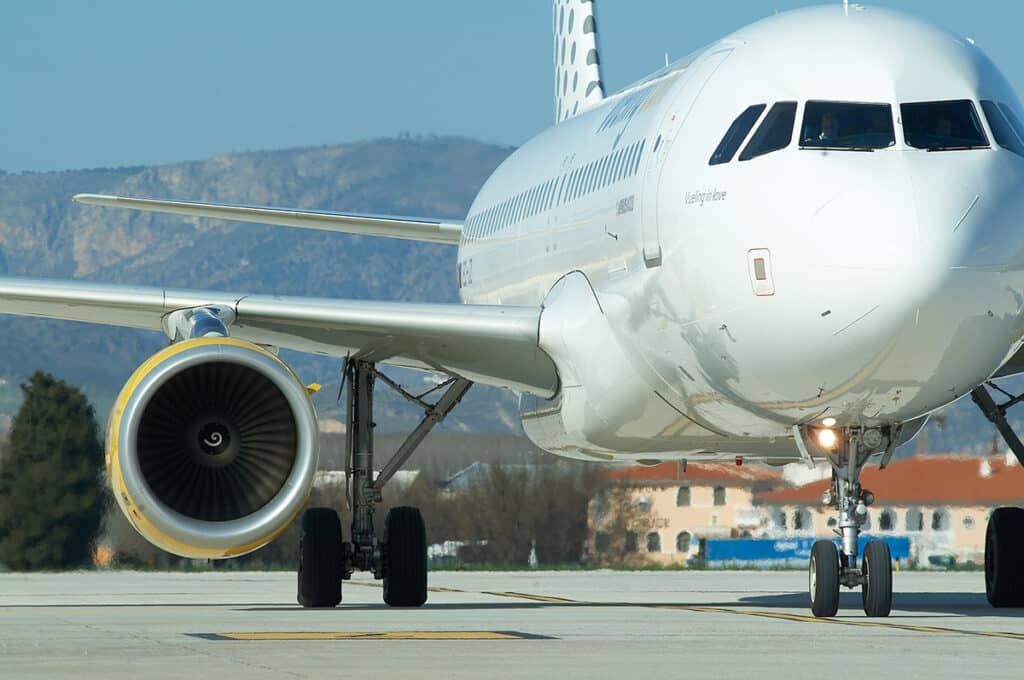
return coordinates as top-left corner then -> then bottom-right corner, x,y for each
986,507 -> 1024,607
861,540 -> 892,617
383,506 -> 428,607
297,507 -> 343,608
809,540 -> 840,617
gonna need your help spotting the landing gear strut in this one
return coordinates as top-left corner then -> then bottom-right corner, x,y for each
807,427 -> 893,617
297,359 -> 471,608
972,383 -> 1024,607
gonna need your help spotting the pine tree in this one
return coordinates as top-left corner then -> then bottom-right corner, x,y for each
0,372 -> 106,570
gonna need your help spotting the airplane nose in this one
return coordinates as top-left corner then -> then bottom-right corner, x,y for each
718,156 -> 923,419
754,152 -> 1024,423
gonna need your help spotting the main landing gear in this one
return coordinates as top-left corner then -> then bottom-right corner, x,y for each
971,383 -> 1024,607
805,426 -> 894,618
297,359 -> 471,608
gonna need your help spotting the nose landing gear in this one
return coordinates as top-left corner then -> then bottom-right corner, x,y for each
804,426 -> 894,617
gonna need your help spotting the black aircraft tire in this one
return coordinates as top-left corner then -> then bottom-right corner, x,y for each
297,507 -> 343,608
809,540 -> 840,618
861,540 -> 893,617
986,507 -> 1024,607
383,506 -> 428,608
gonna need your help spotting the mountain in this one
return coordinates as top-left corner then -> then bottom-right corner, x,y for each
0,135 -> 1014,452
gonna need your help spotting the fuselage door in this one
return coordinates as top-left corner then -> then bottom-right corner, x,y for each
640,48 -> 732,268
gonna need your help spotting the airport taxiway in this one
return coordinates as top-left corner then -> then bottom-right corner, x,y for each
1,570 -> 1022,678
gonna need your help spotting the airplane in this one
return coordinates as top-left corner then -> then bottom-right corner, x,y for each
3,0 -> 1024,618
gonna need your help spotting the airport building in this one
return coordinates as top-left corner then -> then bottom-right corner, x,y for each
756,454 -> 1024,567
591,454 -> 1024,567
588,461 -> 786,565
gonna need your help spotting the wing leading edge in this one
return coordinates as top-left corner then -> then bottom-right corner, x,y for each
0,277 -> 558,397
73,194 -> 463,245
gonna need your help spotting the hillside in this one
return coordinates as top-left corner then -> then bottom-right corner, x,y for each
0,135 -> 1016,452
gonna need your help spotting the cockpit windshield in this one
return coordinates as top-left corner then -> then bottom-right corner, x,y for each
901,100 -> 989,151
981,101 -> 1024,158
799,101 -> 895,150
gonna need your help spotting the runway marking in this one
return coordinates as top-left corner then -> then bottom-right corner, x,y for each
664,606 -> 1024,640
193,630 -> 552,641
479,591 -> 1024,641
344,581 -> 463,594
484,591 -> 577,604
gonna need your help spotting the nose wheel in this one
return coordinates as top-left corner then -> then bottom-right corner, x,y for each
861,540 -> 893,617
808,538 -> 892,617
809,540 -> 840,617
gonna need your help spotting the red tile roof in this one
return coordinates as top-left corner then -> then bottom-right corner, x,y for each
756,455 -> 1024,506
607,461 -> 785,487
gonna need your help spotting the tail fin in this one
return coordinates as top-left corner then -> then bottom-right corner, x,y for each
554,0 -> 605,123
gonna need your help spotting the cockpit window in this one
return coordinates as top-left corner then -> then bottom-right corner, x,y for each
799,101 -> 895,150
981,101 -> 1024,158
998,103 -> 1024,143
900,100 -> 989,151
709,104 -> 766,165
739,101 -> 797,161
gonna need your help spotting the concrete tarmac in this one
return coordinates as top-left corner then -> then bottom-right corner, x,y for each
1,570 -> 1022,678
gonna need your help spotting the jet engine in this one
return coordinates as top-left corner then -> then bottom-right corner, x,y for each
106,337 -> 319,558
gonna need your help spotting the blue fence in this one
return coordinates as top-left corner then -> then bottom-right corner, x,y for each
704,536 -> 911,567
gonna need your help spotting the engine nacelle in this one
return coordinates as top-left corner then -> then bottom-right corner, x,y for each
106,337 -> 319,558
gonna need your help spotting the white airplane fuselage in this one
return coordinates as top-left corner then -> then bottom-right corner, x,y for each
457,6 -> 1024,463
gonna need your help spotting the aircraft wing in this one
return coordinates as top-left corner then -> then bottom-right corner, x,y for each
0,277 -> 558,397
73,194 -> 463,245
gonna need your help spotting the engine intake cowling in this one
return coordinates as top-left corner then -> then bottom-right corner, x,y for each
107,337 -> 319,558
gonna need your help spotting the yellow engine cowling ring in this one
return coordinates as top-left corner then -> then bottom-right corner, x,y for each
106,337 -> 319,559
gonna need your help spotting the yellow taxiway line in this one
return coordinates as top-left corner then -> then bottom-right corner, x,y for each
484,591 -> 578,604
656,605 -> 1024,640
482,590 -> 1024,641
196,630 -> 550,641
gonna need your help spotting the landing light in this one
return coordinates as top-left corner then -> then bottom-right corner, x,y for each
822,417 -> 837,427
817,428 -> 838,449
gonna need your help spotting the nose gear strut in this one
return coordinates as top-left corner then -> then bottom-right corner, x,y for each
806,426 -> 894,618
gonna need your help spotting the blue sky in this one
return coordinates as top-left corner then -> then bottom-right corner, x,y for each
3,1 -> 1023,172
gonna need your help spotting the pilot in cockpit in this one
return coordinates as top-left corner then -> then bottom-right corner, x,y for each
935,115 -> 956,139
818,111 -> 840,141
